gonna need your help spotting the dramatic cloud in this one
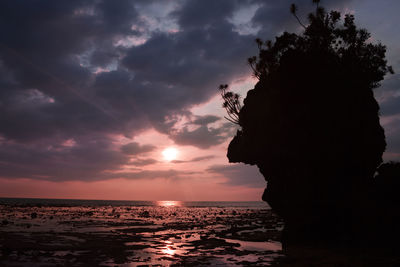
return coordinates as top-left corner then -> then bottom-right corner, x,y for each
0,0 -> 398,188
0,135 -> 128,181
170,125 -> 227,149
172,155 -> 215,164
167,115 -> 235,149
251,0 -> 351,37
378,75 -> 400,116
130,158 -> 159,166
207,164 -> 265,188
121,142 -> 156,155
192,115 -> 221,125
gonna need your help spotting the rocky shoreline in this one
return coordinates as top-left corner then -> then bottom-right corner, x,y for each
0,204 -> 283,266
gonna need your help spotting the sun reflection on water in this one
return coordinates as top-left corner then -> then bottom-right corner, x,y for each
157,200 -> 182,207
160,240 -> 179,257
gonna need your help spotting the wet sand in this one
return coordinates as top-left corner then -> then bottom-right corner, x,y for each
0,202 -> 283,266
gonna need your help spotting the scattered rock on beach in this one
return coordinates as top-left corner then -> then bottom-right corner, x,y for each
139,211 -> 150,218
0,204 -> 284,266
85,211 -> 94,216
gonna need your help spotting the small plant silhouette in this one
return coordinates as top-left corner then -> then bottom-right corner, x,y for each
218,84 -> 241,125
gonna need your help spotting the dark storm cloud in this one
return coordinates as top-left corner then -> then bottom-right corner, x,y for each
171,155 -> 215,164
4,0 -> 394,182
120,142 -> 156,155
167,114 -> 232,149
378,74 -> 400,117
129,158 -> 159,166
0,135 -> 187,180
0,0 -> 144,143
375,69 -> 400,160
380,95 -> 400,116
173,0 -> 238,29
380,119 -> 400,160
251,0 -> 352,37
192,115 -> 221,125
170,125 -> 227,149
0,136 -> 128,181
120,24 -> 255,121
207,164 -> 265,188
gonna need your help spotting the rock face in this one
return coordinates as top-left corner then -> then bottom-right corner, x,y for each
226,8 -> 393,246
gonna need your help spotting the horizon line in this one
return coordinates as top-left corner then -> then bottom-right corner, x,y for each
0,196 -> 264,202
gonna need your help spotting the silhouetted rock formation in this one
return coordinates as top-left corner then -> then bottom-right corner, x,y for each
371,162 -> 400,242
225,3 -> 395,247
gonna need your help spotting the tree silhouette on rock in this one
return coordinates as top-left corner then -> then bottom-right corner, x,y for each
223,1 -> 393,245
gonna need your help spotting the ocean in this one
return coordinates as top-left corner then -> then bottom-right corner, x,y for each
0,197 -> 270,209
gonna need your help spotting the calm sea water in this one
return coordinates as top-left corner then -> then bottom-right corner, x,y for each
0,197 -> 269,209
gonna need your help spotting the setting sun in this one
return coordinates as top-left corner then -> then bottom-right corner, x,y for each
162,147 -> 178,161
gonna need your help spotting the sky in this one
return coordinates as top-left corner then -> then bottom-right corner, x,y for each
0,0 -> 399,201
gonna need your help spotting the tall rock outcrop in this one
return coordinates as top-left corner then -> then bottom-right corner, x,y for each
226,5 -> 393,245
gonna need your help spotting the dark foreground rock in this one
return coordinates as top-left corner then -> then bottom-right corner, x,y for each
225,2 -> 398,256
